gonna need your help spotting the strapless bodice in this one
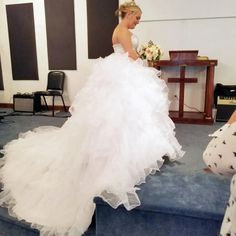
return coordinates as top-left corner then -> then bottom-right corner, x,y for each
113,34 -> 139,53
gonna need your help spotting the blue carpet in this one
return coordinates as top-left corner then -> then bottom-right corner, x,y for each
95,163 -> 230,236
0,109 -> 231,235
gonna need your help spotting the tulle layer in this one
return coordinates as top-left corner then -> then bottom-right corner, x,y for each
0,52 -> 184,236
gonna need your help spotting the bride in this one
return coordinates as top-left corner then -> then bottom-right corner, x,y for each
0,1 -> 184,236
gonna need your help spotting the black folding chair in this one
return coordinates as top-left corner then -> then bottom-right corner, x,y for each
35,71 -> 66,116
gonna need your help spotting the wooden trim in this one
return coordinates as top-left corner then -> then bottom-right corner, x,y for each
168,78 -> 198,83
169,111 -> 214,124
44,105 -> 70,111
154,59 -> 218,67
0,103 -> 13,108
154,59 -> 217,124
0,103 -> 69,111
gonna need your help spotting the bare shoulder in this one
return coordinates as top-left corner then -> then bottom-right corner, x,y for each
117,26 -> 131,38
112,25 -> 131,44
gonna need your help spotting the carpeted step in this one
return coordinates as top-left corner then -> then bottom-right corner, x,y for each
95,170 -> 230,236
0,207 -> 38,236
0,206 -> 95,236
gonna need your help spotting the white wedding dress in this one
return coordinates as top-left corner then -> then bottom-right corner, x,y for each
0,35 -> 184,236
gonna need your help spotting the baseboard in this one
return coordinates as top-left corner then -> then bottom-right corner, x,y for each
0,103 -> 70,111
0,103 -> 13,108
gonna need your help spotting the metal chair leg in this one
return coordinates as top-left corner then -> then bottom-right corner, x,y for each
60,95 -> 67,112
42,96 -> 49,110
52,96 -> 55,117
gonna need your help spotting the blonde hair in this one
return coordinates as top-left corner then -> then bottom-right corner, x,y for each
115,1 -> 142,19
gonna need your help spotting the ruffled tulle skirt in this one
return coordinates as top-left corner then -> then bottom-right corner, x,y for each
0,53 -> 184,236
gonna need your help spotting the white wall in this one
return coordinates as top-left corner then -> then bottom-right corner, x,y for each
0,0 -> 92,105
134,0 -> 236,111
0,0 -> 236,111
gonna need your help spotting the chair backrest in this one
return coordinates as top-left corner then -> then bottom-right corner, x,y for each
47,71 -> 65,92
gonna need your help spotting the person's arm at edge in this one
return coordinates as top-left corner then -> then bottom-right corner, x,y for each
228,110 -> 236,124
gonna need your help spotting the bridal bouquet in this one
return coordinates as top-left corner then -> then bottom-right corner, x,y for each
138,40 -> 162,61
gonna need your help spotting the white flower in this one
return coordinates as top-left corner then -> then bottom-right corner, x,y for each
138,40 -> 162,61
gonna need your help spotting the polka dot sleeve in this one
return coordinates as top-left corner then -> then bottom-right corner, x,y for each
203,123 -> 236,176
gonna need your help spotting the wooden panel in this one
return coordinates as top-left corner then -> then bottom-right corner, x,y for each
87,0 -> 119,58
6,3 -> 39,80
155,58 -> 217,124
169,111 -> 213,124
44,0 -> 77,70
168,78 -> 198,83
154,60 -> 218,67
0,57 -> 4,90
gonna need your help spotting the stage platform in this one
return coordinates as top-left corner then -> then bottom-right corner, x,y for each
0,165 -> 230,236
95,165 -> 230,236
0,110 -> 231,236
